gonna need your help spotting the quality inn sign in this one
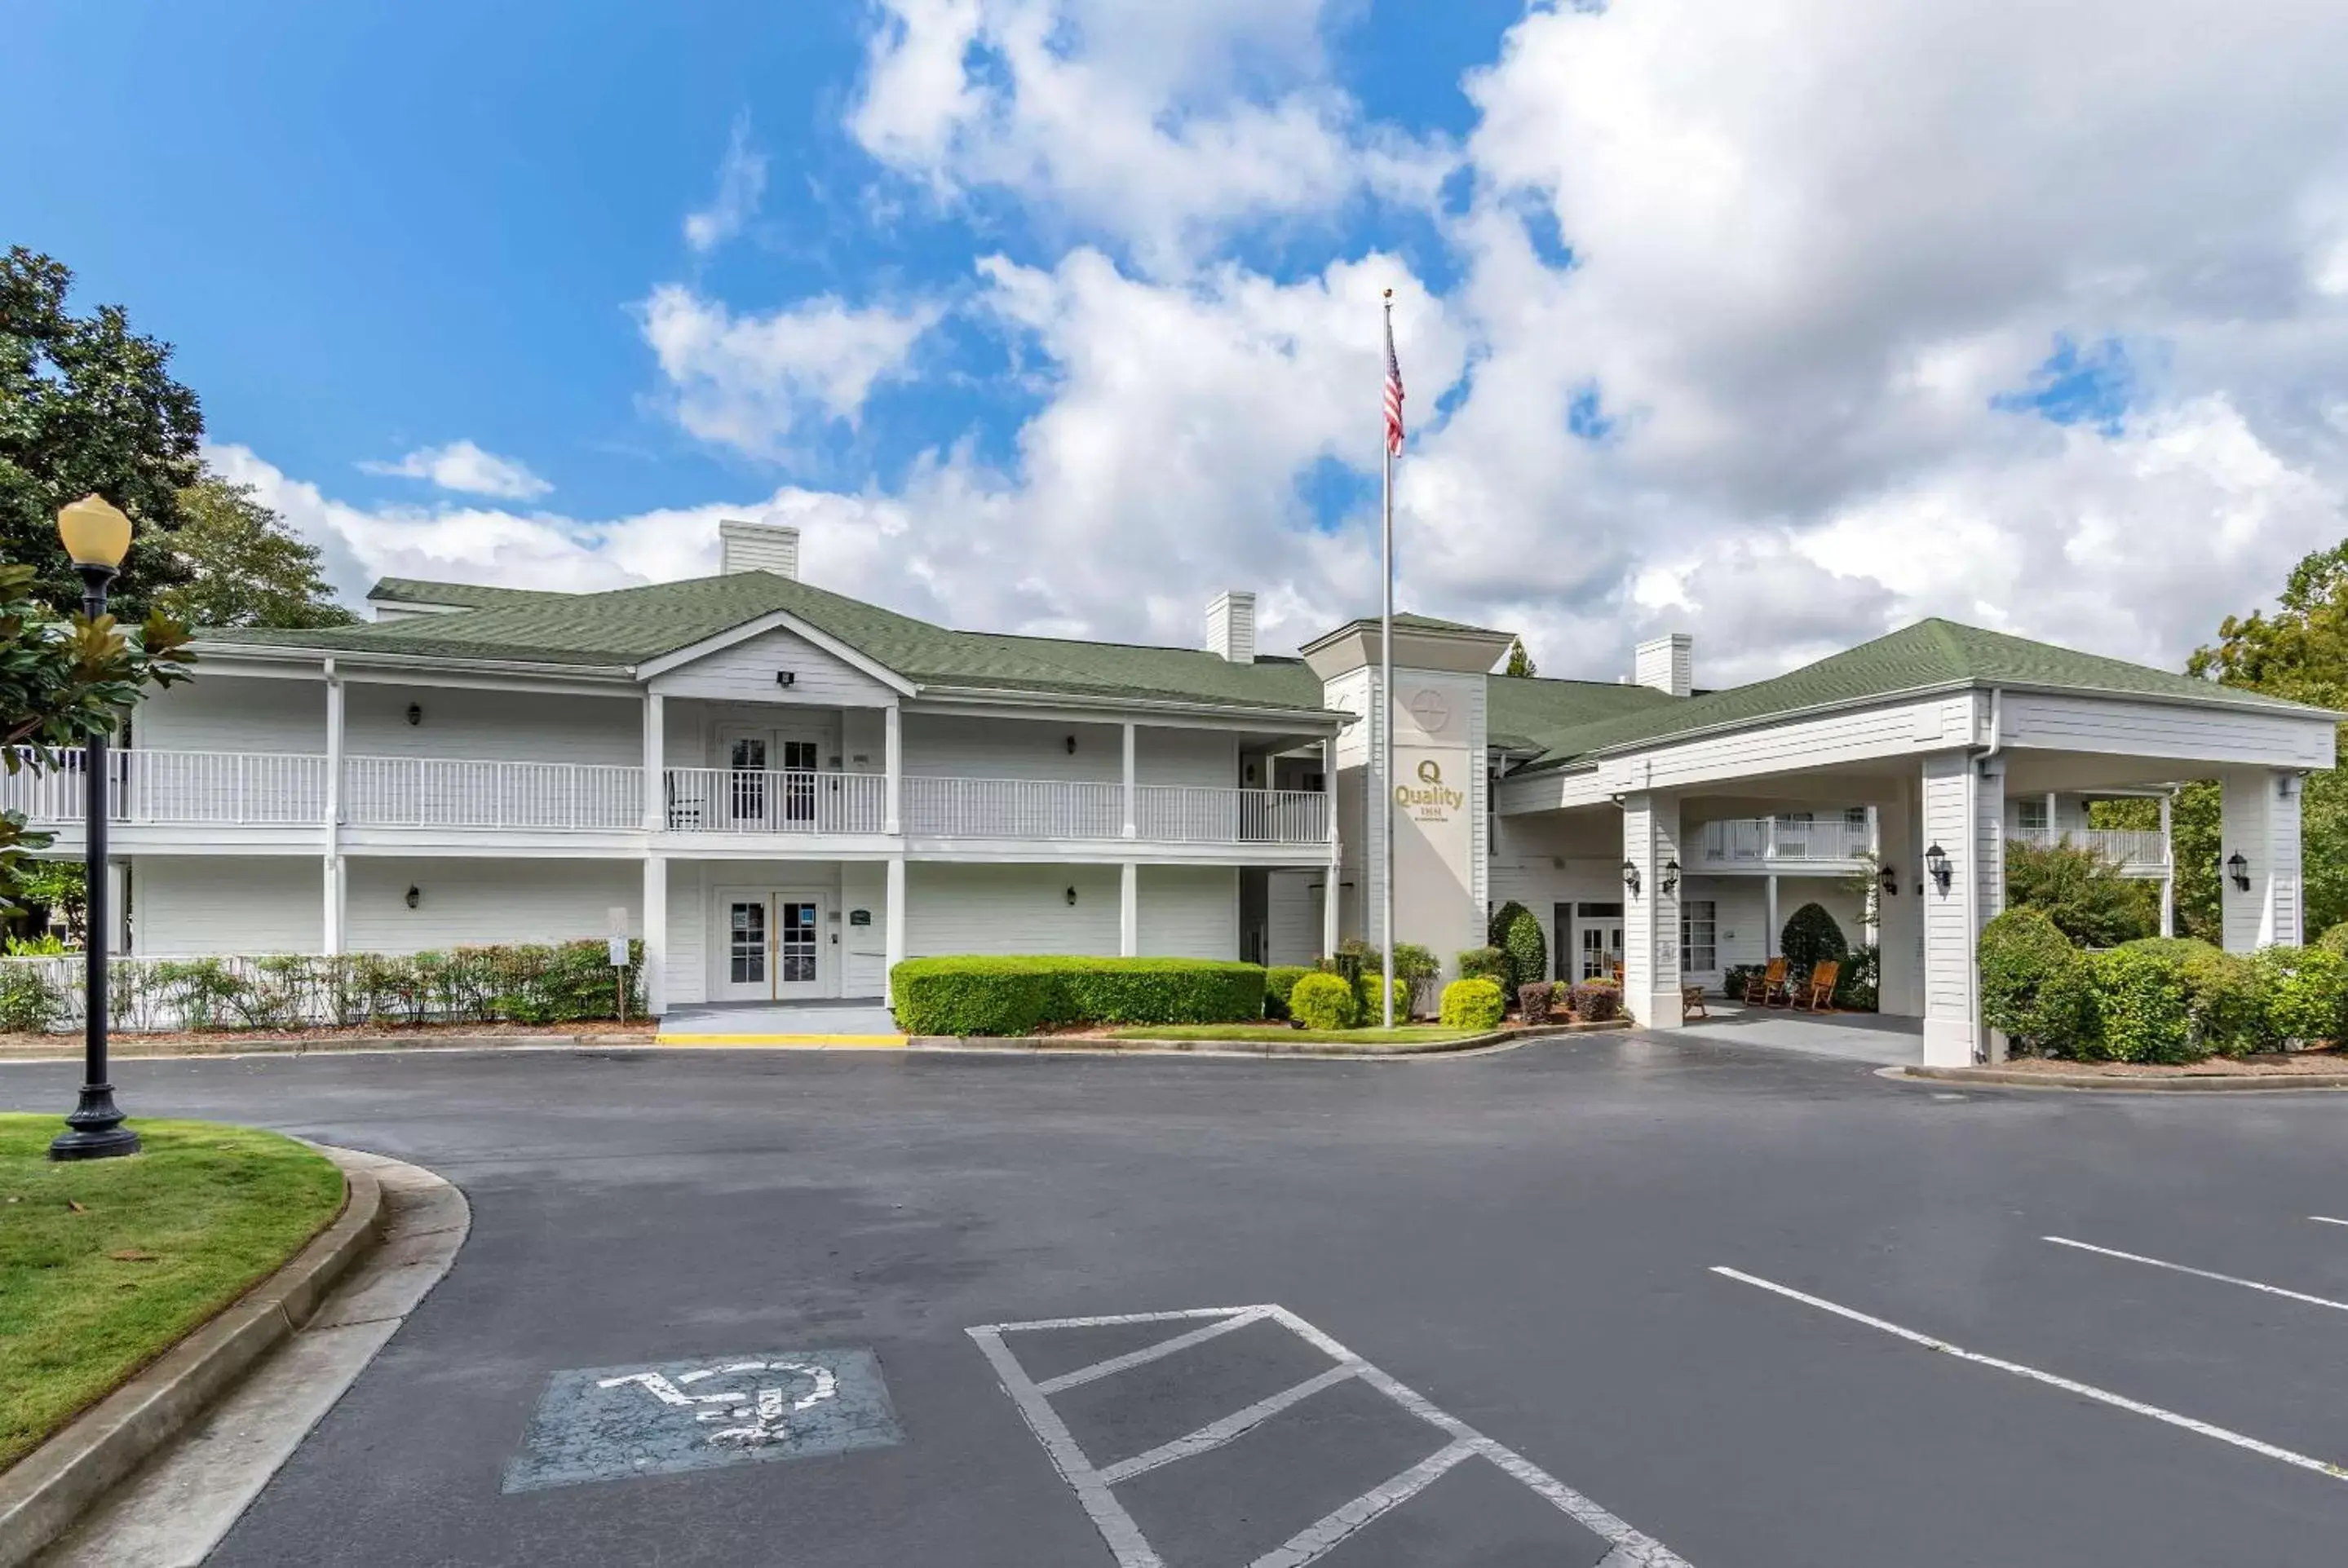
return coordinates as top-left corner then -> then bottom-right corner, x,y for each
1395,757 -> 1465,820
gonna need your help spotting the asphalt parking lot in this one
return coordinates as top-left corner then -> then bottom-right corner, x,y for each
7,1032 -> 2348,1566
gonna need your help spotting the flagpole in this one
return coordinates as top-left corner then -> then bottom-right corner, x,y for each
1380,290 -> 1396,1030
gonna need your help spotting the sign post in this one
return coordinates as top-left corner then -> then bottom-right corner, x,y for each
608,906 -> 631,1022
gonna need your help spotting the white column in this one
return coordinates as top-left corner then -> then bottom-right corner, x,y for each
1321,737 -> 1341,959
2045,791 -> 2058,845
1920,751 -> 2004,1067
321,856 -> 345,956
1764,875 -> 1780,959
884,855 -> 908,1006
1120,861 -> 1139,956
324,667 -> 343,953
1121,722 -> 1137,839
1874,789 -> 1923,1018
883,703 -> 903,835
2159,791 -> 2176,938
642,691 -> 665,831
642,855 -> 668,1018
2220,766 -> 2304,952
1621,790 -> 1683,1030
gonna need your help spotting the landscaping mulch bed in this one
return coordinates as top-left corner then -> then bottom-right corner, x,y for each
1983,1050 -> 2341,1079
0,1019 -> 657,1058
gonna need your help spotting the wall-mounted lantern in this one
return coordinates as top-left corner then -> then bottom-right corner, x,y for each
405,885 -> 422,908
1878,864 -> 1899,896
405,703 -> 422,727
1064,735 -> 1078,755
1064,886 -> 1079,906
1620,858 -> 1642,897
1660,859 -> 1680,895
1924,842 -> 1952,893
2227,851 -> 2251,892
775,670 -> 797,688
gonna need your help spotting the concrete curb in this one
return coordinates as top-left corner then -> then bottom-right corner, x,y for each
0,1034 -> 659,1064
0,1147 -> 387,1568
1899,1063 -> 2348,1093
909,1019 -> 1634,1059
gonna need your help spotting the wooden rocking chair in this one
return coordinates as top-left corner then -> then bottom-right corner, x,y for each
1794,959 -> 1841,1012
1742,957 -> 1789,1008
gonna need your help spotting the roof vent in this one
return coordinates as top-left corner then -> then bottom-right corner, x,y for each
1634,633 -> 1692,698
719,517 -> 799,580
1206,590 -> 1257,664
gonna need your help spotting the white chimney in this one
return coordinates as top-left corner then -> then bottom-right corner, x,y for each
1634,633 -> 1692,698
1206,590 -> 1257,664
719,516 -> 800,579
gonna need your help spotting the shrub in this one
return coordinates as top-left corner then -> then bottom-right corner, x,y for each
1979,907 -> 2092,1057
1833,945 -> 1880,1012
4,932 -> 67,956
2006,841 -> 2158,947
1500,904 -> 1547,992
1390,943 -> 1440,984
1263,965 -> 1314,1020
1518,980 -> 1555,1023
2315,922 -> 2348,959
2084,945 -> 2195,1063
1780,903 -> 1850,973
1439,978 -> 1506,1031
1457,947 -> 1510,986
1488,899 -> 1528,952
1288,970 -> 1357,1031
1721,963 -> 1760,1000
2253,944 -> 2348,1046
1568,980 -> 1621,1022
1356,972 -> 1409,1023
0,962 -> 63,1032
889,956 -> 1266,1036
2121,939 -> 2264,1058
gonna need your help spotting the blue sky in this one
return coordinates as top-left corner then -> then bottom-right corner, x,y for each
5,0 -> 2343,684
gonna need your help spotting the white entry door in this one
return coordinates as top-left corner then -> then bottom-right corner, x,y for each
1570,901 -> 1625,982
719,729 -> 825,831
714,889 -> 832,1000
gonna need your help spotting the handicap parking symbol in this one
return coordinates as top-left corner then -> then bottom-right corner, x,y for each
502,1348 -> 902,1492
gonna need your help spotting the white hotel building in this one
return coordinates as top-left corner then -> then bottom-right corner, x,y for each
13,518 -> 2334,1066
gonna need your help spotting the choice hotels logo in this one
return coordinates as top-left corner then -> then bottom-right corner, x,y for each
1395,757 -> 1466,818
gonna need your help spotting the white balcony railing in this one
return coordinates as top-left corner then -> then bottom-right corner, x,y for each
344,756 -> 643,831
2012,827 -> 2169,869
1696,816 -> 1873,865
2,749 -> 1331,848
0,749 -> 329,825
662,768 -> 888,835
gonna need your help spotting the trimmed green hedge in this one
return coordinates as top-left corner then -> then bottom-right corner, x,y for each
888,956 -> 1267,1036
1439,978 -> 1505,1030
1979,908 -> 2093,1055
1356,973 -> 1409,1023
2253,944 -> 2348,1046
1263,965 -> 1314,1020
1289,970 -> 1355,1031
2082,945 -> 2192,1063
1457,947 -> 1510,986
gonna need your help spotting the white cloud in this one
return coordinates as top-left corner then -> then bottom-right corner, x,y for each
357,439 -> 552,501
850,0 -> 1447,277
683,115 -> 768,254
639,284 -> 944,459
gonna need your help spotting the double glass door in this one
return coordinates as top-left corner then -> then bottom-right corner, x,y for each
1556,900 -> 1625,982
718,890 -> 828,1000
723,731 -> 822,828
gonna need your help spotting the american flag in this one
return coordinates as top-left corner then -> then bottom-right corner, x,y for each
1382,306 -> 1405,457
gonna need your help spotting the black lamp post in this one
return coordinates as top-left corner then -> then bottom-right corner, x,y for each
49,494 -> 139,1163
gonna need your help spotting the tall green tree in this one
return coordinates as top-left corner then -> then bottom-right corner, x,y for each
157,475 -> 356,629
0,248 -> 203,617
2176,538 -> 2348,940
1503,637 -> 1537,678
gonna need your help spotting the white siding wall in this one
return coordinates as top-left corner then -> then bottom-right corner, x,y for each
1265,870 -> 1324,967
1919,752 -> 2000,1067
136,677 -> 325,754
900,714 -> 1121,782
1136,727 -> 1240,787
842,862 -> 888,995
346,858 -> 639,950
132,856 -> 322,955
1136,865 -> 1237,958
905,863 -> 1121,956
667,860 -> 706,1007
344,685 -> 639,765
649,625 -> 898,708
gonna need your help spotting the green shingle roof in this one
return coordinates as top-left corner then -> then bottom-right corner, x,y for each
366,578 -> 573,610
1510,617 -> 2335,771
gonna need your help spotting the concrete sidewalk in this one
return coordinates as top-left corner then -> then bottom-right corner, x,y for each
656,999 -> 904,1043
1675,1002 -> 1923,1066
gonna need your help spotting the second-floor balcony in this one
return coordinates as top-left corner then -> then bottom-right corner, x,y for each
2,749 -> 1331,851
1693,816 -> 1873,869
2012,826 -> 2169,872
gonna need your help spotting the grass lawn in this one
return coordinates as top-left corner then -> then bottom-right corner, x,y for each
0,1115 -> 346,1470
1105,1023 -> 1480,1045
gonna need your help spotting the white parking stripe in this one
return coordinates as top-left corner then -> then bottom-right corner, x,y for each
1097,1364 -> 1360,1485
986,1306 -> 1257,1333
2313,1216 -> 2348,1228
1034,1307 -> 1271,1394
1247,1439 -> 1477,1568
968,1326 -> 1166,1568
1713,1266 -> 2348,1482
2044,1235 -> 2348,1314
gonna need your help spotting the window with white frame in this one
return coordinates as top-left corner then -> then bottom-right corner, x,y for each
1681,899 -> 1718,974
1845,806 -> 1868,833
2017,799 -> 2049,834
